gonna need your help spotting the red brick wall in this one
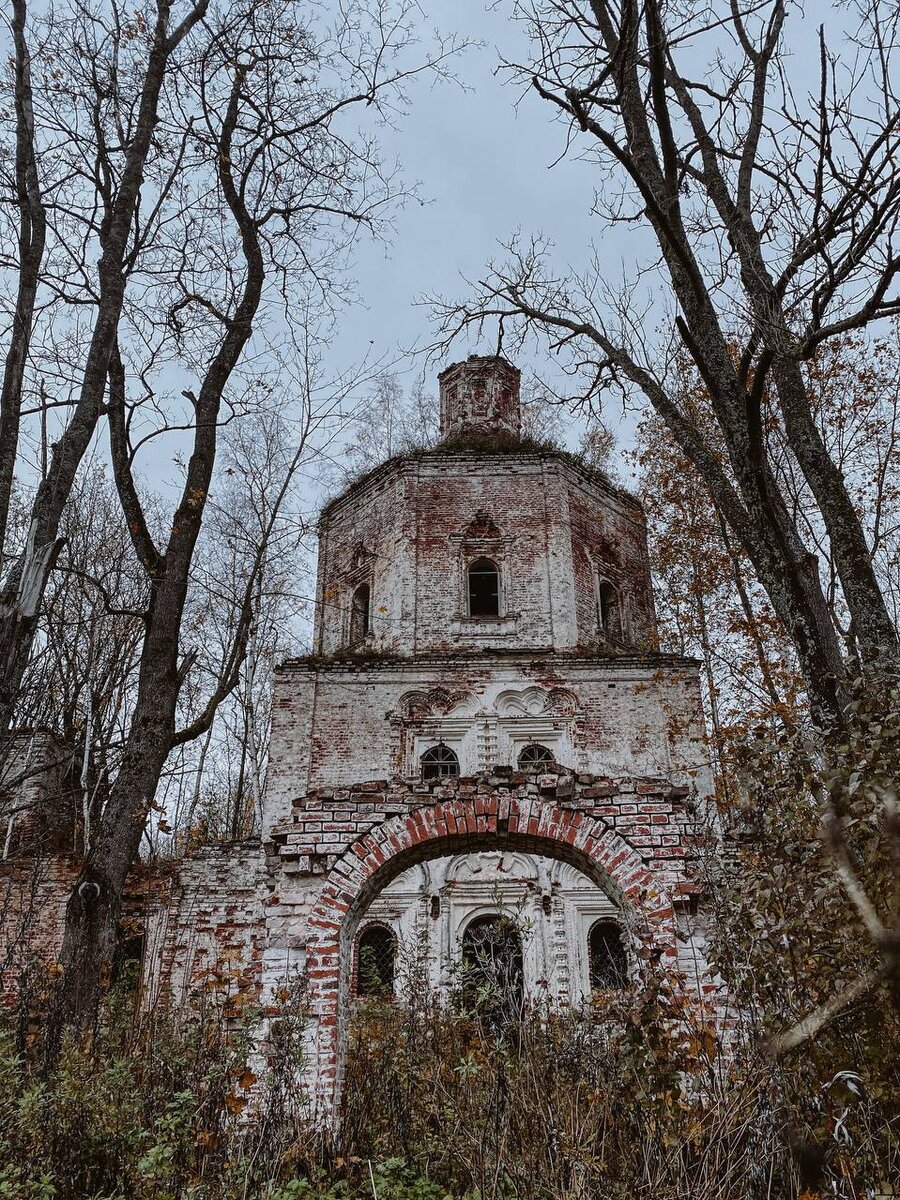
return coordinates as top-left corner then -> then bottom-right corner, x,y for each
265,655 -> 710,814
268,771 -> 707,1106
314,451 -> 656,659
0,855 -> 78,1007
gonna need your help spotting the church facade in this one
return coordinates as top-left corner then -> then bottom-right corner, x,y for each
1,355 -> 715,1114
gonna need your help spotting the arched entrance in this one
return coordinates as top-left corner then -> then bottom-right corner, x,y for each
461,913 -> 525,1026
299,794 -> 678,1113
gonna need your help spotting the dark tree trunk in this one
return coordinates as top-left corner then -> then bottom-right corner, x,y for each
0,0 -> 46,571
52,609 -> 180,1033
53,60 -> 263,1033
0,0 -> 208,736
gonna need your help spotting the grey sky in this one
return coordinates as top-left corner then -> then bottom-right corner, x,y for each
330,1 -> 614,453
327,0 -> 832,478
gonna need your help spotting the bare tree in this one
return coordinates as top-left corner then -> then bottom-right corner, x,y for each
11,468 -> 149,852
42,0 -> 459,1030
0,0 -> 46,567
163,406 -> 318,847
0,0 -> 210,736
431,0 -> 900,720
330,370 -> 439,485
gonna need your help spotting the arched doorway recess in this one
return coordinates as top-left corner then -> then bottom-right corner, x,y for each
301,795 -> 677,1111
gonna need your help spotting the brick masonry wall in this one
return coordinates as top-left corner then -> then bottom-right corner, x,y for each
142,842 -> 269,1009
314,451 -> 657,658
0,855 -> 78,1007
0,768 -> 714,1115
264,655 -> 711,824
260,770 -> 713,1107
0,845 -> 270,1017
268,767 -> 704,900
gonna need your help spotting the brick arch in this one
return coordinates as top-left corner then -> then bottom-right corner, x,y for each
302,794 -> 677,1109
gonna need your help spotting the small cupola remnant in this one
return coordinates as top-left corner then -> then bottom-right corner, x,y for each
438,355 -> 521,441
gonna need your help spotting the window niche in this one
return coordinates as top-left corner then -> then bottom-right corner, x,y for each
349,582 -> 371,647
461,914 -> 524,1024
449,513 -> 516,635
517,743 -> 555,772
597,579 -> 619,640
420,743 -> 460,781
588,919 -> 629,991
355,924 -> 397,997
467,558 -> 500,617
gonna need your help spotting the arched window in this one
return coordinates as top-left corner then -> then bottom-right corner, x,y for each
356,924 -> 396,997
588,919 -> 629,990
420,744 -> 459,780
598,580 -> 618,639
461,914 -> 524,1023
350,583 -> 370,645
468,558 -> 500,617
518,743 -> 555,772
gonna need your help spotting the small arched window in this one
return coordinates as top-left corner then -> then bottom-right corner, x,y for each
468,558 -> 500,617
518,743 -> 555,771
420,744 -> 460,781
598,580 -> 618,639
588,919 -> 629,990
356,924 -> 396,997
350,583 -> 370,645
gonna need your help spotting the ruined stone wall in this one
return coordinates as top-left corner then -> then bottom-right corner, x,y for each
143,842 -> 269,1009
566,476 -> 658,650
0,842 -> 270,1018
267,767 -> 702,904
314,452 -> 656,659
265,772 -> 714,1107
264,654 -> 709,829
0,855 -> 78,1007
315,464 -> 414,656
1,731 -> 75,857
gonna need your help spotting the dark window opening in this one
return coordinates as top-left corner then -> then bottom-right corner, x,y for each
350,583 -> 370,645
588,920 -> 629,990
356,924 -> 396,997
518,743 -> 555,772
461,914 -> 524,1025
468,558 -> 500,617
420,744 -> 460,780
111,927 -> 145,991
598,580 -> 618,639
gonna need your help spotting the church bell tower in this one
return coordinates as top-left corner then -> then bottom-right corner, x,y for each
262,354 -> 714,1104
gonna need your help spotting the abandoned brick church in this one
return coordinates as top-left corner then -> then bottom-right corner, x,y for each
1,354 -> 716,1110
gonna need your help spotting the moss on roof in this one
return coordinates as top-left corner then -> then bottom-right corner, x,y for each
320,433 -> 635,517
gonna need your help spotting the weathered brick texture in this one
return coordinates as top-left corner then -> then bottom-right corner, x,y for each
313,454 -> 658,658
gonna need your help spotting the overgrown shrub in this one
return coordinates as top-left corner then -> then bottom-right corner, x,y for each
0,967 -> 472,1200
341,963 -> 897,1200
2,688 -> 897,1199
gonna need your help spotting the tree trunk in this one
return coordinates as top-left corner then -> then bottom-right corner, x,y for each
0,0 -> 208,736
52,59 -> 263,1034
52,663 -> 178,1034
772,358 -> 900,673
0,0 -> 46,570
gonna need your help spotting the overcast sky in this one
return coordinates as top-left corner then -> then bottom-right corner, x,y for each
327,1 -> 617,457
322,0 -> 832,481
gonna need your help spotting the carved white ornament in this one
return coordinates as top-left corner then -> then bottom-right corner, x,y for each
495,687 -> 553,716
